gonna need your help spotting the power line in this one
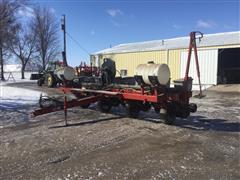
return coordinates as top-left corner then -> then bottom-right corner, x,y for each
66,31 -> 90,55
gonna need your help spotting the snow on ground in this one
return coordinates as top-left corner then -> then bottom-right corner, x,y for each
0,80 -> 44,127
0,80 -> 43,110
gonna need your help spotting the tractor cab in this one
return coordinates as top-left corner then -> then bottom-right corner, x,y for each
46,61 -> 63,72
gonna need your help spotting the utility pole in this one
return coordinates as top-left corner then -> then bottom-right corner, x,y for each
61,14 -> 68,66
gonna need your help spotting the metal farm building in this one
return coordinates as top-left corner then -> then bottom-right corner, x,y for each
91,31 -> 240,88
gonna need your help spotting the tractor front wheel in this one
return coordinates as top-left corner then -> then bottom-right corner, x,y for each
46,73 -> 56,88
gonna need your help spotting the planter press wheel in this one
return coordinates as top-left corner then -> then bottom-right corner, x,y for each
164,113 -> 176,125
97,100 -> 112,113
159,108 -> 176,125
126,102 -> 139,118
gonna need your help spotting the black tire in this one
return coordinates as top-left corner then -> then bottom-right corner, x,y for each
189,103 -> 197,113
126,102 -> 139,118
159,108 -> 176,125
98,100 -> 112,113
164,114 -> 176,125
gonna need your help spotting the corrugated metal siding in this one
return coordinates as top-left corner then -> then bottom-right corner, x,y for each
168,49 -> 181,81
180,49 -> 218,85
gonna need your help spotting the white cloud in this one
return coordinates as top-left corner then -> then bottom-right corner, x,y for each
106,9 -> 125,27
106,9 -> 123,17
18,6 -> 34,17
197,20 -> 216,28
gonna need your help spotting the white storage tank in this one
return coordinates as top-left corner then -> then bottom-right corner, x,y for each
55,66 -> 76,81
135,63 -> 170,86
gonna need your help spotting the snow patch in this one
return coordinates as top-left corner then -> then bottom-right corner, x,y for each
0,83 -> 43,109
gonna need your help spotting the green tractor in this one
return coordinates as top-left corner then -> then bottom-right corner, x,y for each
37,61 -> 75,88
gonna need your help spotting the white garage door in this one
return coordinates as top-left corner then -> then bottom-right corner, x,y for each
180,49 -> 218,85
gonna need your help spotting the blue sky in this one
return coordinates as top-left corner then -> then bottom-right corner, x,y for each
29,0 -> 240,66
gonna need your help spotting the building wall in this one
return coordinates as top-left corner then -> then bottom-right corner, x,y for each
101,51 -> 166,76
95,44 -> 240,83
99,50 -> 182,81
180,49 -> 219,85
168,49 -> 181,81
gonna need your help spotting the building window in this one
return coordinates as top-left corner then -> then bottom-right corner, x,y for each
120,69 -> 127,77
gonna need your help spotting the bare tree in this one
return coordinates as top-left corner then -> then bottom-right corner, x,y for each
10,26 -> 36,79
31,6 -> 60,71
0,0 -> 26,81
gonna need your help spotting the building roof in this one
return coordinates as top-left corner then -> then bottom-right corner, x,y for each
93,31 -> 240,55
